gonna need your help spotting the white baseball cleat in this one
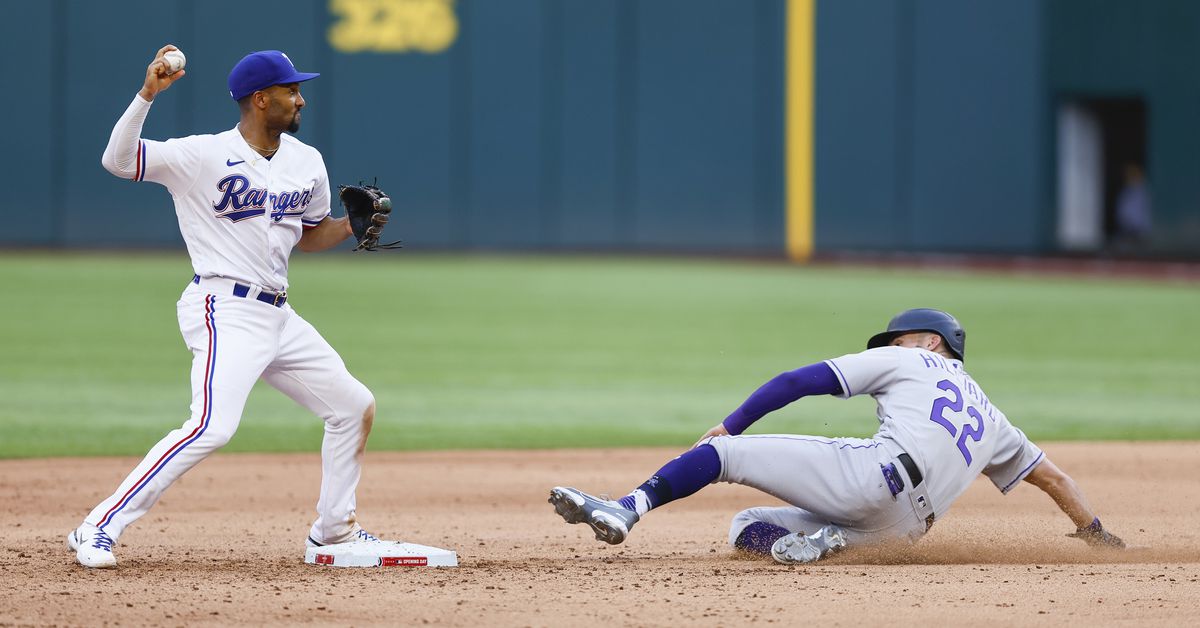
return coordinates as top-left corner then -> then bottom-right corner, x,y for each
306,526 -> 380,548
67,525 -> 117,569
771,525 -> 847,565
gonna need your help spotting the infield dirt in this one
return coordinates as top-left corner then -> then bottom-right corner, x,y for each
2,442 -> 1198,627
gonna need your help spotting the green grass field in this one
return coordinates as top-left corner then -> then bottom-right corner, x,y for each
1,252 -> 1197,458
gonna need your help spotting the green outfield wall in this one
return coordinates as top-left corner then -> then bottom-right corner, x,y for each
2,0 -> 1196,256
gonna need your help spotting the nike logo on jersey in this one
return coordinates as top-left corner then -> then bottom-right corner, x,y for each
226,158 -> 245,167
212,174 -> 313,223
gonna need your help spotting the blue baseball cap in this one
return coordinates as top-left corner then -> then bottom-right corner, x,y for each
228,50 -> 319,101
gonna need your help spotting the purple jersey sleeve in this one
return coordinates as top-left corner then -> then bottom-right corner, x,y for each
721,362 -> 844,435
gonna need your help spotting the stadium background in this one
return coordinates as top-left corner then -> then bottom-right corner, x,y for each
2,2 -> 1199,625
6,0 -> 1199,257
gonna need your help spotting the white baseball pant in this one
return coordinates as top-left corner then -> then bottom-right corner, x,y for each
84,279 -> 375,544
702,434 -> 930,548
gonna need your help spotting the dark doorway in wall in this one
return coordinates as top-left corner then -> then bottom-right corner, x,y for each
1055,97 -> 1148,252
1086,98 -> 1147,241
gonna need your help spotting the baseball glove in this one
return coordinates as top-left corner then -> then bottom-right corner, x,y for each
339,182 -> 402,251
1066,517 -> 1125,549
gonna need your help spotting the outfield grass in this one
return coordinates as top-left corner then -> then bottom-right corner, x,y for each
1,252 -> 1197,458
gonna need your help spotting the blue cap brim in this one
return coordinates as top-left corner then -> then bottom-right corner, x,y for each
284,71 -> 320,84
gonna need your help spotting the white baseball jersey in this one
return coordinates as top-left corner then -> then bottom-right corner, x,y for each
825,346 -> 1044,516
104,95 -> 331,291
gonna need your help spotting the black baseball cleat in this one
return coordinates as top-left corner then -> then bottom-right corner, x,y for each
549,486 -> 640,545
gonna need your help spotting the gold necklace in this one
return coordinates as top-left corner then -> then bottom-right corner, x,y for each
237,124 -> 280,155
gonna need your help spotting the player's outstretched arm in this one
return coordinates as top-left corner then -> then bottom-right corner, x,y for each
1023,457 -> 1125,548
690,363 -> 845,448
714,363 -> 844,441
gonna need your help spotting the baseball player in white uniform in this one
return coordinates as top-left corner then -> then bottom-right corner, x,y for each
68,45 -> 385,568
550,309 -> 1126,563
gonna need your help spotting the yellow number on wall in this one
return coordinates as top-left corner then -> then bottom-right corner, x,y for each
329,0 -> 458,54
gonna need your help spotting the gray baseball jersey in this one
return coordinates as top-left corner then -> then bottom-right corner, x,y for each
825,346 -> 1044,516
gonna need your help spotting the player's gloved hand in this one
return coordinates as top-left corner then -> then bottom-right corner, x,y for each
1066,517 -> 1125,549
339,182 -> 402,251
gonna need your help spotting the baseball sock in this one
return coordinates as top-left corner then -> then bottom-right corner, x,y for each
617,444 -> 721,516
733,521 -> 791,555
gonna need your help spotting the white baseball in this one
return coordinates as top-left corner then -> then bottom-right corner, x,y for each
163,50 -> 186,74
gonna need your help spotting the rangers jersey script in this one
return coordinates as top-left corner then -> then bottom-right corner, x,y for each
106,95 -> 331,291
825,345 -> 1044,516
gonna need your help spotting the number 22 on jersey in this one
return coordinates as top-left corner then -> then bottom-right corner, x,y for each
929,379 -> 985,465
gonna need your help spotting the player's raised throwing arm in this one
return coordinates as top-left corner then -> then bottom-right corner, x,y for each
100,45 -> 185,179
1023,457 -> 1125,548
